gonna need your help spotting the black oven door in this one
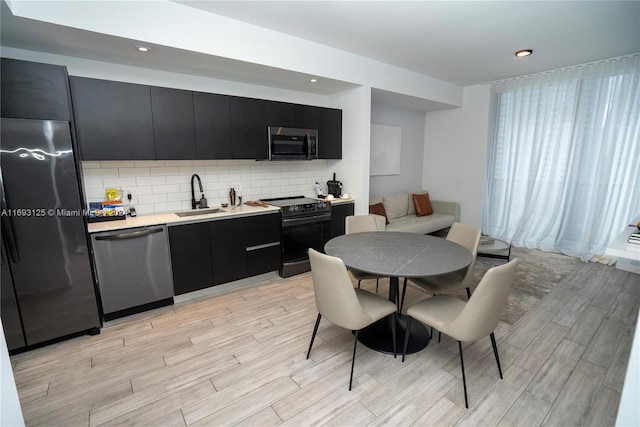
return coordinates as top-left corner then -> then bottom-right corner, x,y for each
280,213 -> 331,277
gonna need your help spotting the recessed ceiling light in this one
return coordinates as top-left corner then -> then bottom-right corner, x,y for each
136,46 -> 150,53
310,78 -> 318,83
515,49 -> 533,58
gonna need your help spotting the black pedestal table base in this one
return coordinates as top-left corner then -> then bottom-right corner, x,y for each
357,276 -> 430,354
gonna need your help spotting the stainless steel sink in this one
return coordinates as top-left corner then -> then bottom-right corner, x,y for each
175,208 -> 225,217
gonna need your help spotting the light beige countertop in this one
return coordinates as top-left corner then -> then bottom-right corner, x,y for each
87,197 -> 354,233
87,204 -> 280,233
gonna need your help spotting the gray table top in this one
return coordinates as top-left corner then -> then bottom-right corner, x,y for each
325,231 -> 473,278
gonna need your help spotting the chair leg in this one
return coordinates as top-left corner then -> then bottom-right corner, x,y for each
391,313 -> 397,358
306,313 -> 321,359
375,278 -> 379,293
402,316 -> 412,362
490,332 -> 503,379
465,287 -> 471,300
349,330 -> 359,391
357,280 -> 362,289
438,331 -> 442,343
399,278 -> 408,313
458,341 -> 469,409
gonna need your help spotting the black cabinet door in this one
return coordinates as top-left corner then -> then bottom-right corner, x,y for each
318,107 -> 342,159
293,104 -> 319,129
169,223 -> 214,295
210,218 -> 247,285
1,58 -> 71,121
245,213 -> 282,276
70,77 -> 155,160
266,100 -> 294,128
193,92 -> 232,159
229,97 -> 267,159
294,104 -> 342,159
151,87 -> 196,159
330,203 -> 354,239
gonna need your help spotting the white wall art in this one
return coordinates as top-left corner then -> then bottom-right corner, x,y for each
370,124 -> 401,176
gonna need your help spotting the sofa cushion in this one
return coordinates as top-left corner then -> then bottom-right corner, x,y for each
408,191 -> 427,215
386,213 -> 455,235
383,193 -> 409,220
413,193 -> 433,216
369,203 -> 390,224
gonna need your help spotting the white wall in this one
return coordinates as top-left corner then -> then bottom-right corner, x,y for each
0,321 -> 25,427
370,104 -> 426,197
423,84 -> 492,227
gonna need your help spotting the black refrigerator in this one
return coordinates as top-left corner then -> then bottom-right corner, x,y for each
1,117 -> 100,351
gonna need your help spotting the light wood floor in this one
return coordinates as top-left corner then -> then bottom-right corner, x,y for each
10,259 -> 639,426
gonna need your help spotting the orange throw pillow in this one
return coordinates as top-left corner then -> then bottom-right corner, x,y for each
412,193 -> 433,217
369,203 -> 390,224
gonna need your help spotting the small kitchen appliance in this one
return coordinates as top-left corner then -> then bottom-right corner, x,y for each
326,173 -> 343,198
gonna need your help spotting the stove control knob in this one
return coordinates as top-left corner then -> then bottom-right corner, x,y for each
288,206 -> 295,213
294,206 -> 300,212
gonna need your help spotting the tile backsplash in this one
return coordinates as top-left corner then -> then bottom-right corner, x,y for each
82,159 -> 332,215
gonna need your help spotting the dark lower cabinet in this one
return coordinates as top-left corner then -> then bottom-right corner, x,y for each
70,77 -> 156,160
169,222 -> 214,295
169,213 -> 281,295
151,87 -> 196,159
210,218 -> 247,285
330,202 -> 355,239
1,58 -> 72,121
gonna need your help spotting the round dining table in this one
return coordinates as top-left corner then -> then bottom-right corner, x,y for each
325,231 -> 472,354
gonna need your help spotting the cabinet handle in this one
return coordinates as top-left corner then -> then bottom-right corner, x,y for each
246,242 -> 280,252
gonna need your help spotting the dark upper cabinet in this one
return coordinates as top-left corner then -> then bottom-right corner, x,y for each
70,77 -> 156,160
266,100 -> 294,128
293,104 -> 342,158
318,107 -> 342,159
229,96 -> 268,159
193,92 -> 232,159
1,58 -> 71,121
169,223 -> 214,295
151,87 -> 196,159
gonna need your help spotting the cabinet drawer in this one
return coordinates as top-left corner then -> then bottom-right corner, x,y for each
246,244 -> 281,276
245,213 -> 281,247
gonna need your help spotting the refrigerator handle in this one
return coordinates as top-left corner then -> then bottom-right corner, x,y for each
0,168 -> 20,263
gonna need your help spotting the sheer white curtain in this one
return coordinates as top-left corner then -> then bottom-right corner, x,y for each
482,55 -> 640,261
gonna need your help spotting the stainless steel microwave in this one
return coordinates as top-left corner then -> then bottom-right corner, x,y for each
268,126 -> 318,160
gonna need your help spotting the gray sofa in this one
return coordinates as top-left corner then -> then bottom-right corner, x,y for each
369,192 -> 459,235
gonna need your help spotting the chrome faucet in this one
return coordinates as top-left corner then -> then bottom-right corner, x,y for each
191,174 -> 208,209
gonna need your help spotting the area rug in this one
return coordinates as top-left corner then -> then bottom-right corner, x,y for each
466,247 -> 583,324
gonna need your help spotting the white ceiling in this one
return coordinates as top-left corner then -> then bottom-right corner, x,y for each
1,0 -> 638,96
175,0 -> 640,86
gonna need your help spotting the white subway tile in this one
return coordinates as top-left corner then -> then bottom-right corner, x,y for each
192,160 -> 219,166
201,174 -> 219,182
101,161 -> 135,168
134,204 -> 155,215
136,176 -> 167,186
84,168 -> 119,178
81,161 -> 102,169
153,184 -> 181,194
179,166 -> 206,175
138,194 -> 167,204
164,160 -> 193,167
85,188 -> 106,200
153,201 -> 183,213
128,186 -> 153,196
103,177 -> 137,187
167,192 -> 190,202
150,167 -> 181,176
205,165 -> 230,173
218,173 -> 242,181
166,175 -> 190,185
118,167 -> 151,177
134,160 -> 165,167
83,178 -> 104,189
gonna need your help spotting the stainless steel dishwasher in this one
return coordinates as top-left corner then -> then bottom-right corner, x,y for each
91,225 -> 174,319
